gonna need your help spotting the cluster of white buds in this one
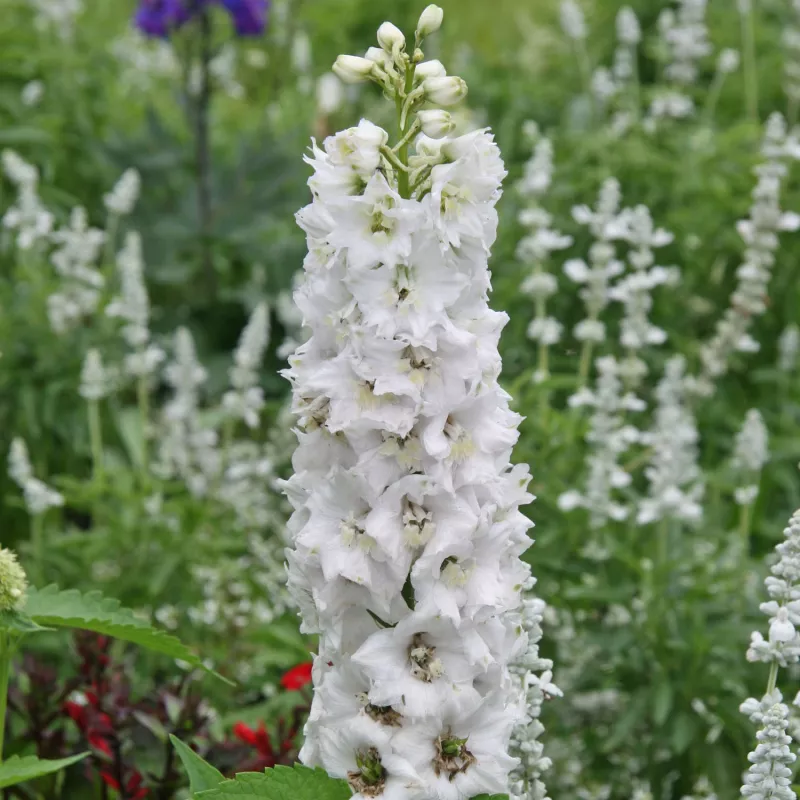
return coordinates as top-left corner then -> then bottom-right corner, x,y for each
47,206 -> 106,334
564,179 -> 625,356
693,114 -> 799,396
80,348 -> 114,401
285,10 -> 536,800
222,302 -> 270,429
778,324 -> 800,372
7,437 -> 64,516
1,149 -> 54,250
637,356 -> 704,526
508,580 -> 561,800
608,205 -> 678,389
106,232 -> 165,380
517,127 -> 572,382
731,409 -> 769,507
660,0 -> 711,86
559,357 -> 641,527
103,168 -> 141,217
740,507 -> 800,799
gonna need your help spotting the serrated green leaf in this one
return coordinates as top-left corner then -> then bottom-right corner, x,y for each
0,752 -> 89,789
170,735 -> 224,795
196,765 -> 351,800
0,608 -> 51,634
23,586 -> 225,681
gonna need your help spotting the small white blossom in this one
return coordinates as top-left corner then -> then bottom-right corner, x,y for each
7,437 -> 64,516
560,0 -> 587,41
80,349 -> 112,401
21,80 -> 44,107
104,168 -> 141,217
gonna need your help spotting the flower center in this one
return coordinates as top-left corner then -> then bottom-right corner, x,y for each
403,501 -> 435,547
409,633 -> 444,682
348,748 -> 386,797
434,733 -> 476,780
365,703 -> 403,727
340,515 -> 376,553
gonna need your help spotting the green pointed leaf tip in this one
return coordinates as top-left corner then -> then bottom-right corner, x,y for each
23,586 -> 219,677
170,735 -> 224,795
0,752 -> 90,789
196,764 -> 352,800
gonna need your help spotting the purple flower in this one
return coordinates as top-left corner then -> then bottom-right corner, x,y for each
135,0 -> 269,38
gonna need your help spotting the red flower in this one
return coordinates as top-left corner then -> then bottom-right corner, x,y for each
233,721 -> 271,752
280,662 -> 312,691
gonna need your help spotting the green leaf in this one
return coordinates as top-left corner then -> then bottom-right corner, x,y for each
170,735 -> 224,795
473,795 -> 510,800
0,753 -> 89,789
23,586 -> 226,681
196,765 -> 351,800
653,680 -> 673,727
0,609 -> 51,634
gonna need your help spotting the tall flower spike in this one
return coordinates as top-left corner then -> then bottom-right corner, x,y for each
104,168 -> 141,217
778,324 -> 800,372
80,349 -> 112,401
732,409 -> 768,507
7,437 -> 64,516
284,12 -> 533,800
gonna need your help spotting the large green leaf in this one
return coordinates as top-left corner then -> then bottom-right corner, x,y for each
170,735 -> 224,795
196,765 -> 351,800
0,752 -> 89,789
23,586 -> 221,679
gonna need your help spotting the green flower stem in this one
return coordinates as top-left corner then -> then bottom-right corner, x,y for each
0,631 -> 9,763
741,4 -> 759,122
396,62 -> 417,200
137,374 -> 150,483
31,514 -> 45,587
88,399 -> 104,482
578,339 -> 594,386
739,500 -> 753,557
574,40 -> 593,113
766,660 -> 779,695
702,69 -> 726,127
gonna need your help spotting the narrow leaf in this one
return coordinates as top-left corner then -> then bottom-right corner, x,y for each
170,735 -> 224,795
0,753 -> 89,789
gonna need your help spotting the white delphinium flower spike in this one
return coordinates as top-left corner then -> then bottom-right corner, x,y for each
223,302 -> 270,429
104,168 -> 141,217
692,114 -> 800,397
559,356 -> 640,527
637,357 -> 703,526
1,149 -> 53,250
517,129 -> 572,382
284,13 -> 534,800
732,409 -> 768,507
106,232 -> 165,380
7,437 -> 64,516
778,324 -> 800,372
609,205 -> 678,390
508,581 -> 561,800
47,206 -> 106,333
565,178 -> 625,383
740,506 -> 800,799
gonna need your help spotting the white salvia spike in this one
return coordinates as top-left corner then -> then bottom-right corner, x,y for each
284,20 -> 532,800
778,324 -> 800,372
1,150 -> 54,250
740,702 -> 796,800
80,349 -> 110,401
662,0 -> 711,86
104,168 -> 141,217
7,438 -> 33,488
7,437 -> 64,516
616,6 -> 641,47
164,327 -> 207,423
559,0 -> 587,41
784,6 -> 800,109
636,357 -> 704,526
732,409 -> 769,477
223,303 -> 270,428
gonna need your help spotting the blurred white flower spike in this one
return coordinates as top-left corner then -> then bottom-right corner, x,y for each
283,8 -> 538,800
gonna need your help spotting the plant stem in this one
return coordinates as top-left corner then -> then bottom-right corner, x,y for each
702,69 -> 726,127
578,339 -> 594,386
0,632 -> 12,763
195,8 -> 215,298
741,3 -> 759,122
575,40 -> 593,115
396,62 -> 416,199
137,374 -> 150,481
739,501 -> 753,557
88,399 -> 103,482
658,517 -> 669,571
30,515 -> 45,587
766,660 -> 779,695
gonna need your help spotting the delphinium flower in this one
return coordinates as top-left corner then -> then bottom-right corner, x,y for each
559,0 -> 592,100
778,324 -> 800,372
784,1 -> 800,124
1,149 -> 53,251
106,232 -> 165,461
608,205 -> 678,391
284,8 -> 535,799
135,0 -> 269,38
222,302 -> 270,429
47,207 -> 106,334
559,356 -> 640,528
636,356 -> 704,529
508,580 -> 561,800
692,114 -> 800,397
564,178 -> 625,384
517,128 -> 573,383
740,507 -> 800,799
275,272 -> 309,359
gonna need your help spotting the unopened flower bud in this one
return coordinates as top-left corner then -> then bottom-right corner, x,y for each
415,59 -> 447,80
332,55 -> 375,84
377,22 -> 406,54
365,46 -> 390,67
0,547 -> 27,611
416,5 -> 444,38
422,76 -> 468,106
417,109 -> 454,138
